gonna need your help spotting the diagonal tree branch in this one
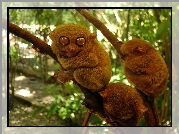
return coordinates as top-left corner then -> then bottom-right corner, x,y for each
2,18 -> 58,62
76,9 -> 123,55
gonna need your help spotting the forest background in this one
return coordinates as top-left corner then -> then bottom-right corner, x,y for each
2,2 -> 178,134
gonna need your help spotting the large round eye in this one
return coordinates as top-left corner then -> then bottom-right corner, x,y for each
59,36 -> 69,46
76,37 -> 86,46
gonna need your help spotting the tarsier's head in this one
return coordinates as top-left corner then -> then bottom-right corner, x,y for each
120,38 -> 153,62
50,23 -> 97,58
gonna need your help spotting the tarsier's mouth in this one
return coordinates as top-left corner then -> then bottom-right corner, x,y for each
60,50 -> 81,58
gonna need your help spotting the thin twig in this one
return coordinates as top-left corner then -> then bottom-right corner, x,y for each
82,109 -> 92,126
82,109 -> 92,134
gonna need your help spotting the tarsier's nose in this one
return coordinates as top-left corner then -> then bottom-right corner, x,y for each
65,48 -> 79,58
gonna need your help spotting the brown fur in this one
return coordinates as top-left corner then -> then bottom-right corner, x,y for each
99,82 -> 147,126
120,38 -> 169,98
50,23 -> 112,91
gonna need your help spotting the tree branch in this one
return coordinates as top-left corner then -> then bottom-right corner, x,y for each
82,109 -> 92,126
137,89 -> 159,126
76,9 -> 123,55
153,9 -> 161,24
3,18 -> 58,62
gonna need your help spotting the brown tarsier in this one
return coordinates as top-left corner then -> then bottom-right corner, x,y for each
50,23 -> 112,92
120,38 -> 169,99
99,82 -> 148,126
80,82 -> 147,126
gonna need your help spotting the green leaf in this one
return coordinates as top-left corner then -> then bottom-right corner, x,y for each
31,106 -> 46,118
47,103 -> 57,118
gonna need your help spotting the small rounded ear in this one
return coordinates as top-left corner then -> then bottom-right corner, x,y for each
89,32 -> 97,41
133,46 -> 144,56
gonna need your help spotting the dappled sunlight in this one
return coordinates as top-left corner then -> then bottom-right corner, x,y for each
10,120 -> 21,125
123,79 -> 132,86
48,71 -> 55,76
110,75 -> 121,82
15,76 -> 27,81
41,95 -> 55,104
165,121 -> 170,126
34,65 -> 39,69
73,93 -> 80,97
23,107 -> 33,113
15,88 -> 33,97
113,10 -> 121,23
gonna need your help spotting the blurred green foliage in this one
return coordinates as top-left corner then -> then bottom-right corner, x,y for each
9,8 -> 171,126
44,83 -> 85,126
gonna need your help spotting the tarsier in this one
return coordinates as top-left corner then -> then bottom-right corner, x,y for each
120,38 -> 169,99
80,81 -> 147,126
50,23 -> 112,92
50,24 -> 163,126
99,82 -> 148,126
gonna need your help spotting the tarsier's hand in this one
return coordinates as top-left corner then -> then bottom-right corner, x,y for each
54,70 -> 74,83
